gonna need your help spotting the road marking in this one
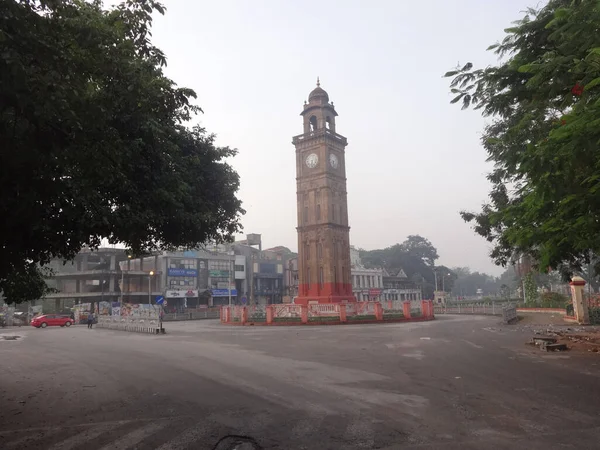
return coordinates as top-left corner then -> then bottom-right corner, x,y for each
98,422 -> 166,450
4,430 -> 63,449
48,425 -> 110,450
462,339 -> 483,349
155,423 -> 211,450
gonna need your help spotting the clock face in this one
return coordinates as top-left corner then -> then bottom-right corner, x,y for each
305,153 -> 319,168
329,153 -> 339,169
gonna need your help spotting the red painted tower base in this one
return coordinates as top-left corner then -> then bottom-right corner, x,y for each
294,282 -> 357,305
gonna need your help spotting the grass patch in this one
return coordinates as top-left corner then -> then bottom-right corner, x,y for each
309,316 -> 340,322
383,313 -> 406,319
348,315 -> 377,321
273,317 -> 301,322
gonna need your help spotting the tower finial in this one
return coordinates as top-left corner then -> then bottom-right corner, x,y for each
316,76 -> 320,87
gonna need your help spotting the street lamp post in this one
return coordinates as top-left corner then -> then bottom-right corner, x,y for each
148,270 -> 154,305
442,272 -> 451,292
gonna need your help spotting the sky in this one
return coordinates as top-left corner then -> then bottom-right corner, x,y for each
133,0 -> 540,276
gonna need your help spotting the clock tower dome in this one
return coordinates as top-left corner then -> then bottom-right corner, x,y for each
292,79 -> 355,305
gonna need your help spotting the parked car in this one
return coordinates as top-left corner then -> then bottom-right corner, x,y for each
31,314 -> 74,328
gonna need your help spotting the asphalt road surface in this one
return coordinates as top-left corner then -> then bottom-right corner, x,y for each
1,316 -> 600,449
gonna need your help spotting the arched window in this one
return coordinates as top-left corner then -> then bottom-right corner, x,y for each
309,115 -> 317,131
325,116 -> 332,129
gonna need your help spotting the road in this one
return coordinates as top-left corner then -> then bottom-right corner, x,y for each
1,316 -> 600,449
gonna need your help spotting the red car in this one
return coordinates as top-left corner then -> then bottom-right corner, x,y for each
31,314 -> 74,328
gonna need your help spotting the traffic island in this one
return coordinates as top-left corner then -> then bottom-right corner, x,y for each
220,300 -> 435,326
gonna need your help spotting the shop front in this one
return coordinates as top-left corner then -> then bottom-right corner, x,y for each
211,288 -> 238,306
165,289 -> 199,312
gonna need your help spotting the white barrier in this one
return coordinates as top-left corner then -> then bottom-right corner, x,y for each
96,317 -> 163,334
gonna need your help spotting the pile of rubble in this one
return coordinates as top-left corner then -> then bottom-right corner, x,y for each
528,328 -> 600,353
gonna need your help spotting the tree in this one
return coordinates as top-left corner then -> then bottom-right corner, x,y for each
0,0 -> 244,304
445,1 -> 600,280
399,235 -> 439,267
360,235 -> 441,298
451,268 -> 500,297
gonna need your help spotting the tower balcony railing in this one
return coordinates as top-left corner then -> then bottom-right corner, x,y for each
292,128 -> 347,145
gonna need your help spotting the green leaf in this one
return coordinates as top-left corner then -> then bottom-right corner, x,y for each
585,77 -> 600,91
450,93 -> 464,104
443,70 -> 459,78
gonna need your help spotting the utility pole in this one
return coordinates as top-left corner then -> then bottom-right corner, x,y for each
250,252 -> 255,305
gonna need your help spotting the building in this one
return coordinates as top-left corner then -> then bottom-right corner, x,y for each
284,257 -> 299,302
350,246 -> 384,301
293,79 -> 355,304
382,268 -> 422,302
349,246 -> 422,302
43,247 -> 134,312
121,247 -> 244,310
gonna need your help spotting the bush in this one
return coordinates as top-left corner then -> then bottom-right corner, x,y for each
589,307 -> 600,325
539,292 -> 569,308
565,303 -> 575,317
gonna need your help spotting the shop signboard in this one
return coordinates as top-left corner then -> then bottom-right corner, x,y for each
166,289 -> 198,298
168,268 -> 198,277
212,289 -> 238,297
209,270 -> 230,278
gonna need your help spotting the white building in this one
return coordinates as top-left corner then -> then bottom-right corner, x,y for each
350,246 -> 384,301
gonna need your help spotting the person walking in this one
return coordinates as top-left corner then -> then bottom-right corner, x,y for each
87,312 -> 94,329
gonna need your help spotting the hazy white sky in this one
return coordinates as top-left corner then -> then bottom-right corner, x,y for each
141,0 -> 538,275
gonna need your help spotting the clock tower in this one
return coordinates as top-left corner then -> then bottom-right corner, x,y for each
292,79 -> 355,305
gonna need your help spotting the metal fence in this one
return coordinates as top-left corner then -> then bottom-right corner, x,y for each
162,310 -> 219,321
434,301 -> 518,324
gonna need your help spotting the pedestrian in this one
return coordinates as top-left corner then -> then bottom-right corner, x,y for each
87,312 -> 94,329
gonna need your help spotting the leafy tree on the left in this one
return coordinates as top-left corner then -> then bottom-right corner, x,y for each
0,0 -> 244,304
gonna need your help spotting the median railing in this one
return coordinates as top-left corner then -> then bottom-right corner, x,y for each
220,300 -> 435,325
96,315 -> 164,334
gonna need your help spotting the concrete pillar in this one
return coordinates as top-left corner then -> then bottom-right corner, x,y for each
301,305 -> 308,324
402,301 -> 411,319
375,302 -> 383,321
82,254 -> 89,271
339,303 -> 347,322
266,305 -> 273,324
570,276 -> 589,325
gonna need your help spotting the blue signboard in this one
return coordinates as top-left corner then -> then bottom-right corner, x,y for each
211,289 -> 238,297
168,268 -> 198,277
241,296 -> 247,304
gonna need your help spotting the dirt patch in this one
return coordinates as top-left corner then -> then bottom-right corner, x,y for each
554,330 -> 600,353
518,312 -> 569,325
527,328 -> 600,353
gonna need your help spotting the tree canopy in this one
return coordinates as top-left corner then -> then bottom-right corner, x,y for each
0,0 -> 244,303
445,0 -> 600,279
360,235 -> 452,298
